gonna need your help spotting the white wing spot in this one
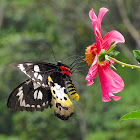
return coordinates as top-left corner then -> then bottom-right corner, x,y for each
37,82 -> 41,85
34,65 -> 40,72
42,83 -> 45,87
52,83 -> 66,100
18,87 -> 22,91
32,78 -> 35,81
25,104 -> 30,107
37,91 -> 43,100
31,105 -> 35,107
34,90 -> 38,99
18,64 -> 25,71
37,105 -> 41,108
21,100 -> 26,107
54,83 -> 61,89
34,72 -> 38,78
17,90 -> 23,97
16,89 -> 26,106
22,70 -> 26,74
42,102 -> 46,106
27,63 -> 32,66
38,74 -> 43,81
33,83 -> 40,90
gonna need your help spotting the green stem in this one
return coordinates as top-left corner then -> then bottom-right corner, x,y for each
109,56 -> 140,69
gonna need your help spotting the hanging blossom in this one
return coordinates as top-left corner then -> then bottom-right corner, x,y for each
85,8 -> 125,102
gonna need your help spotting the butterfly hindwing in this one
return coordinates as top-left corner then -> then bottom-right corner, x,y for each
7,79 -> 52,111
10,62 -> 58,87
48,73 -> 74,120
51,98 -> 73,120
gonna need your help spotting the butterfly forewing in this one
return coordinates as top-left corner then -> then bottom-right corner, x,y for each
10,62 -> 58,87
7,79 -> 52,111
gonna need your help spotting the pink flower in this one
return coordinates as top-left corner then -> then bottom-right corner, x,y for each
85,8 -> 125,102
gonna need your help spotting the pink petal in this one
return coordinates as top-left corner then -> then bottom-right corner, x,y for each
98,65 -> 124,102
102,30 -> 125,51
89,8 -> 106,54
102,96 -> 111,102
109,58 -> 115,65
86,79 -> 94,86
89,9 -> 97,30
89,8 -> 109,33
94,26 -> 102,54
103,59 -> 115,67
110,93 -> 121,101
97,8 -> 109,32
86,55 -> 98,86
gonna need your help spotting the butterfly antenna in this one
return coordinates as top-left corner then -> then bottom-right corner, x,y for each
70,59 -> 87,70
69,54 -> 92,69
70,63 -> 77,70
70,56 -> 85,67
71,64 -> 88,74
62,55 -> 84,63
73,64 -> 87,69
40,40 -> 57,63
71,70 -> 85,74
72,54 -> 94,66
70,54 -> 95,70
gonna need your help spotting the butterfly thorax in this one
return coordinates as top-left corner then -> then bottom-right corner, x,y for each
57,61 -> 71,76
60,66 -> 71,76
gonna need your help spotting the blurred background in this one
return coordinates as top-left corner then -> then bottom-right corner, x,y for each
0,0 -> 140,140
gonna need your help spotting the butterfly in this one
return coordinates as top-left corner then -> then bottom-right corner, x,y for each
7,61 -> 79,120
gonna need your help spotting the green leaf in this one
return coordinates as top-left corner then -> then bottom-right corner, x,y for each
120,110 -> 140,121
133,50 -> 140,63
108,50 -> 120,57
109,41 -> 115,49
106,41 -> 116,53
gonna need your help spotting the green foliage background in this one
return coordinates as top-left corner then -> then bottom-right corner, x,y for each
0,0 -> 140,140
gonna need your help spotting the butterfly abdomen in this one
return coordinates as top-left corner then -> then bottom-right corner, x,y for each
66,79 -> 79,101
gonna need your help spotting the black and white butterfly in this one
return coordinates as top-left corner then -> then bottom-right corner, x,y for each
7,61 -> 79,120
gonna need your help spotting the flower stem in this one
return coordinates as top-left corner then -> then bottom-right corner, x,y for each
109,56 -> 140,69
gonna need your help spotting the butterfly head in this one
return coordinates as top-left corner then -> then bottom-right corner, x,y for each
57,61 -> 62,66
